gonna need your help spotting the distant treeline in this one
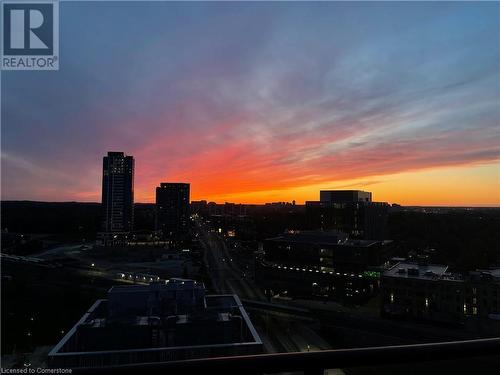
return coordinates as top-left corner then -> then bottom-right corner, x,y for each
244,207 -> 500,270
0,201 -> 156,236
388,210 -> 500,271
1,201 -> 499,269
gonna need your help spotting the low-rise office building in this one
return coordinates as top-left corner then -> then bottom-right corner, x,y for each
48,279 -> 262,368
381,263 -> 500,330
256,230 -> 393,302
306,190 -> 389,240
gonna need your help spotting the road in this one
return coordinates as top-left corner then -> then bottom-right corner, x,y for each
197,222 -> 266,301
195,220 -> 334,358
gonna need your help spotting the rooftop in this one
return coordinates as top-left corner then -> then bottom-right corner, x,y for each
470,269 -> 500,284
266,230 -> 382,247
267,230 -> 347,245
383,262 -> 449,280
108,278 -> 200,294
48,280 -> 262,368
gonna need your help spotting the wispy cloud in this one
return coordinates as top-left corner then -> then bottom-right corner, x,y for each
2,2 -> 499,203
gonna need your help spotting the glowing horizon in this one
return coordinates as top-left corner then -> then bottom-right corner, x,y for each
2,2 -> 499,207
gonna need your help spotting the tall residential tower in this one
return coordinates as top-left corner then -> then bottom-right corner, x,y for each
156,183 -> 190,239
101,152 -> 135,237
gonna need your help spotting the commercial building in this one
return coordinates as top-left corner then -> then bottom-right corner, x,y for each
256,230 -> 393,302
156,183 -> 190,239
190,200 -> 209,217
99,152 -> 134,245
48,279 -> 262,368
381,262 -> 500,330
190,201 -> 248,217
306,190 -> 389,239
320,190 -> 372,203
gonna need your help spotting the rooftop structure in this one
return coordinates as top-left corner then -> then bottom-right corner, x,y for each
320,190 -> 372,203
107,278 -> 205,320
383,262 -> 449,280
470,269 -> 500,284
266,230 -> 349,246
48,279 -> 262,368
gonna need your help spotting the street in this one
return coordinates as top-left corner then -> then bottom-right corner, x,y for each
195,220 -> 334,357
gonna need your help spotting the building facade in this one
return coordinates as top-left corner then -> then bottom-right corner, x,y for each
256,230 -> 393,302
100,152 -> 134,244
306,190 -> 389,239
381,263 -> 500,330
156,183 -> 190,239
320,190 -> 372,203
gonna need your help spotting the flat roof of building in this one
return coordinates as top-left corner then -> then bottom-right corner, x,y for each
267,231 -> 346,245
471,269 -> 500,284
343,239 -> 387,247
383,262 -> 448,280
48,294 -> 261,360
108,278 -> 201,294
266,231 -> 382,247
477,269 -> 500,277
320,190 -> 371,193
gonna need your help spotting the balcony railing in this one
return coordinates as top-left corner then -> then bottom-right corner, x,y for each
72,337 -> 500,375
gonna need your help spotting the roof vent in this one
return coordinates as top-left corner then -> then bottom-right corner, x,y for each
407,267 -> 420,276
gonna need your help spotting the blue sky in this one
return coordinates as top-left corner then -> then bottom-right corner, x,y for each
2,1 -> 499,204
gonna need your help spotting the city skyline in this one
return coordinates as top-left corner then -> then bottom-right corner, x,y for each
2,2 -> 499,206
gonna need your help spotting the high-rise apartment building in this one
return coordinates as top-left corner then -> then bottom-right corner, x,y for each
156,183 -> 190,238
101,152 -> 135,234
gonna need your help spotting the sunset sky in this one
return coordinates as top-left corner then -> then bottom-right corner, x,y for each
2,2 -> 499,206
